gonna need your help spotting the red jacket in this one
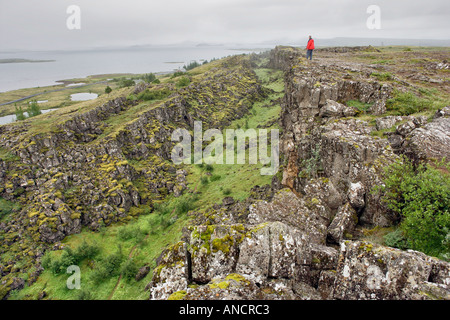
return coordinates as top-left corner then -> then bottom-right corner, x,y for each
307,39 -> 315,50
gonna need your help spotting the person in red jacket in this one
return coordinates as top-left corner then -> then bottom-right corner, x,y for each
306,35 -> 315,60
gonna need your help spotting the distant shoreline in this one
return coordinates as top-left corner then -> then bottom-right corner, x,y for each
0,58 -> 55,64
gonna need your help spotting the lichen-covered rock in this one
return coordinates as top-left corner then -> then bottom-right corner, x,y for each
149,242 -> 189,300
402,116 -> 450,163
149,186 -> 450,301
348,181 -> 365,210
434,106 -> 450,119
333,241 -> 450,300
248,189 -> 329,244
235,223 -> 270,284
189,224 -> 246,284
376,116 -> 409,131
327,203 -> 358,244
319,100 -> 356,118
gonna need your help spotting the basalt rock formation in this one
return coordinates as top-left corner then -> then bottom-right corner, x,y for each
0,56 -> 267,298
148,47 -> 450,300
1,47 -> 448,300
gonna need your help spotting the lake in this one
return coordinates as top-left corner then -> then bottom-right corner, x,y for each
0,46 -> 267,92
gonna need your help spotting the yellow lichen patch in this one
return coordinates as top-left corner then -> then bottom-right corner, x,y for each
167,290 -> 187,300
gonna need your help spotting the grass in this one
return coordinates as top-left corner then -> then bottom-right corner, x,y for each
10,198 -> 193,300
359,225 -> 395,246
184,66 -> 283,208
0,197 -> 21,221
6,59 -> 285,301
370,72 -> 394,81
386,89 -> 449,116
254,68 -> 284,93
0,72 -> 169,118
346,100 -> 374,113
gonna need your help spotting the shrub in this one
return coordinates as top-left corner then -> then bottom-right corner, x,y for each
73,240 -> 100,261
120,258 -> 139,281
378,157 -> 450,259
41,241 -> 100,275
222,188 -> 232,196
26,100 -> 41,118
200,176 -> 209,185
171,71 -> 186,78
176,76 -> 191,88
141,73 -> 156,83
383,228 -> 409,250
117,225 -> 146,243
42,249 -> 75,275
104,86 -> 112,94
90,249 -> 124,284
153,202 -> 171,216
77,289 -> 93,300
118,79 -> 135,88
184,61 -> 201,71
137,88 -> 171,101
14,105 -> 26,121
175,197 -> 195,215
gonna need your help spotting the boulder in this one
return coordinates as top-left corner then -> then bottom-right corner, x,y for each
248,189 -> 329,244
348,181 -> 365,210
333,241 -> 450,300
327,203 -> 358,244
402,117 -> 450,163
319,100 -> 356,118
149,242 -> 189,300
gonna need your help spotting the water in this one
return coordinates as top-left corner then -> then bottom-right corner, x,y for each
70,93 -> 98,101
0,46 -> 266,92
0,109 -> 57,125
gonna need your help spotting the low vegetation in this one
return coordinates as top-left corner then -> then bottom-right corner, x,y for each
377,158 -> 450,260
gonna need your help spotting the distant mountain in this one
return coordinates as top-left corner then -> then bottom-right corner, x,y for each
259,37 -> 450,48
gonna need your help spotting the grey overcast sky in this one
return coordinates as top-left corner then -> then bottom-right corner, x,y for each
0,0 -> 449,51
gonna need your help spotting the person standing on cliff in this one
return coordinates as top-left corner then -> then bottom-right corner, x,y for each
306,35 -> 315,60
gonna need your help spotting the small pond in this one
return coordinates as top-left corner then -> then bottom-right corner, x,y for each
70,93 -> 98,101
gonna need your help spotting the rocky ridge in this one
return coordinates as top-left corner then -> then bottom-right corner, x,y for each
0,55 -> 267,298
148,47 -> 450,300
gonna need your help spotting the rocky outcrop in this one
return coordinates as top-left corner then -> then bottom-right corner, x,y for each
145,47 -> 450,301
334,241 -> 450,300
148,189 -> 450,300
382,108 -> 450,164
401,113 -> 450,163
272,46 -> 403,228
0,55 -> 266,297
146,46 -> 450,301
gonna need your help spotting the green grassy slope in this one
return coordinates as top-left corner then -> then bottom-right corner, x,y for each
7,58 -> 285,300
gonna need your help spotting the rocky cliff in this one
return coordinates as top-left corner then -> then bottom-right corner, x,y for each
148,47 -> 450,300
0,56 -> 267,298
0,47 -> 448,300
